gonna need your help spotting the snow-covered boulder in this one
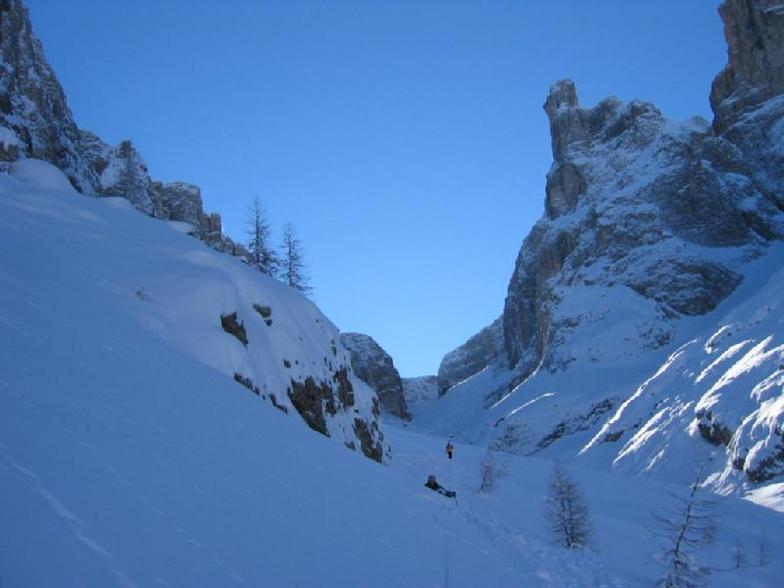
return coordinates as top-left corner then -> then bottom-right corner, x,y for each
9,157 -> 74,191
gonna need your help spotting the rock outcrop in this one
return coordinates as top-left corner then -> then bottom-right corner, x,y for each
0,0 -> 93,190
710,0 -> 784,132
0,0 -> 244,253
437,317 -> 504,395
340,332 -> 410,420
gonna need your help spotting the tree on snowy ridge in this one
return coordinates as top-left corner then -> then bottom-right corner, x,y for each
280,222 -> 312,294
545,462 -> 593,549
246,197 -> 279,276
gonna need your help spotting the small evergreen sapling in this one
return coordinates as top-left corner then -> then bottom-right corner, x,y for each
479,449 -> 502,493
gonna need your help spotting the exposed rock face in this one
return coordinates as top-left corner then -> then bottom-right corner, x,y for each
161,181 -> 203,226
437,318 -> 504,395
0,0 -> 93,191
0,0 -> 236,250
340,332 -> 410,420
711,0 -> 784,131
402,375 -> 439,409
443,56 -> 783,399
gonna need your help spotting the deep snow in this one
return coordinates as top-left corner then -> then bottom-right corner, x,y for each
1,161 -> 782,587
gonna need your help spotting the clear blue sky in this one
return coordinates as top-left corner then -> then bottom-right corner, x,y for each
26,0 -> 725,377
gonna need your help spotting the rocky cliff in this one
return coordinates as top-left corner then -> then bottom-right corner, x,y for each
437,317 -> 504,395
0,0 -> 245,254
402,375 -> 439,410
340,332 -> 410,420
432,0 -> 784,490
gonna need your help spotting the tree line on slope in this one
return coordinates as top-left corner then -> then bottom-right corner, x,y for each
246,196 -> 312,294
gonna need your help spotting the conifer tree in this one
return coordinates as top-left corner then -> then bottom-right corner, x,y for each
280,222 -> 311,294
546,462 -> 593,549
246,197 -> 278,276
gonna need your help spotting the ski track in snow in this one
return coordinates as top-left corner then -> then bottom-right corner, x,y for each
0,446 -> 137,588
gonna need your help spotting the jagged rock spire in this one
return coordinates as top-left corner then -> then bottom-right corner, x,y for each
543,79 -> 587,162
711,0 -> 784,131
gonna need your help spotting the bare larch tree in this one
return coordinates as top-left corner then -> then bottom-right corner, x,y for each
280,222 -> 311,294
546,462 -> 593,549
246,197 -> 278,276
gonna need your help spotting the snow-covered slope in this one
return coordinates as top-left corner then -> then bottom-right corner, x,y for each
0,159 -> 507,583
0,158 -> 656,588
402,375 -> 440,414
0,159 -> 385,462
387,426 -> 784,588
427,0 -> 784,498
420,246 -> 784,490
1,126 -> 781,588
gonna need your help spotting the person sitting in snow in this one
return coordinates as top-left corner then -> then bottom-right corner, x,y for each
425,475 -> 456,498
446,440 -> 454,460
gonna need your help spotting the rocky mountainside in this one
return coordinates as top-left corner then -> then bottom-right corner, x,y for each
0,0 -> 242,254
340,332 -> 410,420
401,375 -> 439,410
430,0 -> 784,492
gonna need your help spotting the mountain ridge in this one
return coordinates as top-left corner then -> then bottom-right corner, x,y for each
0,0 -> 242,255
431,0 -> 784,493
